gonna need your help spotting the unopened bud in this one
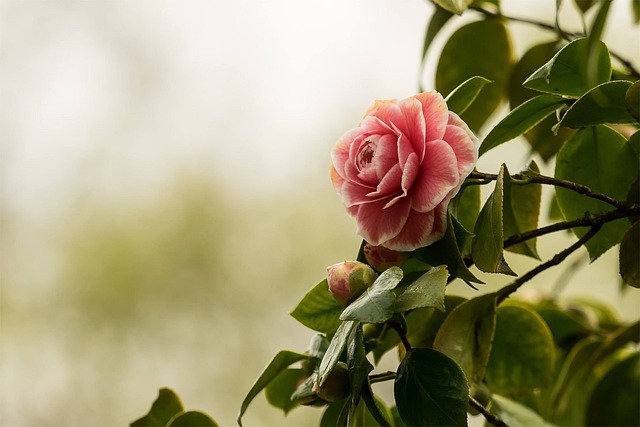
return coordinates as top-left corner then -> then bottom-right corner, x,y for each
363,243 -> 408,272
327,261 -> 378,307
312,361 -> 351,402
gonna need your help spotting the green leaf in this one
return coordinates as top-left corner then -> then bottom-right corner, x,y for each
237,350 -> 307,425
472,165 -> 516,275
361,387 -> 393,427
433,0 -> 474,15
490,394 -> 556,427
317,320 -> 358,387
421,5 -> 454,66
290,279 -> 343,335
346,324 -> 374,424
585,0 -> 611,83
265,369 -> 307,415
131,388 -> 184,427
629,130 -> 640,162
523,38 -> 611,98
319,401 -> 349,427
414,213 -> 483,283
485,305 -> 556,393
555,126 -> 638,260
445,76 -> 493,116
535,305 -> 592,349
394,265 -> 448,312
433,292 -> 497,387
340,267 -> 403,323
620,220 -> 640,287
558,80 -> 636,128
634,0 -> 640,24
625,80 -> 640,122
573,0 -> 595,14
449,183 -> 481,251
436,18 -> 514,130
508,40 -> 574,161
586,353 -> 640,426
480,95 -> 567,156
394,349 -> 469,426
167,411 -> 218,427
503,162 -> 542,259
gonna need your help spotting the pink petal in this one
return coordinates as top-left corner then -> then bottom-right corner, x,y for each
342,180 -> 377,207
373,134 -> 400,181
443,123 -> 478,178
411,139 -> 460,212
372,98 -> 426,157
330,166 -> 345,194
384,201 -> 449,251
383,152 -> 420,208
366,164 -> 402,199
413,92 -> 448,142
355,197 -> 412,246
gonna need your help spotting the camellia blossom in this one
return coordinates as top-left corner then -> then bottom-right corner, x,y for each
330,91 -> 478,251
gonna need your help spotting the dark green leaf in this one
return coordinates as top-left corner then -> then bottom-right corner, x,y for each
625,80 -> 640,122
629,130 -> 640,162
503,162 -> 542,259
472,165 -> 516,275
486,305 -> 556,393
290,279 -> 343,335
265,369 -> 307,415
490,394 -> 555,427
415,213 -> 483,283
620,220 -> 640,287
131,388 -> 184,427
421,5 -> 454,65
634,0 -> 640,24
558,80 -> 636,128
535,305 -> 592,348
360,380 -> 393,427
480,95 -> 567,156
340,267 -> 403,323
433,292 -> 497,386
346,324 -> 374,424
394,349 -> 469,426
317,320 -> 358,387
436,18 -> 514,130
319,401 -> 349,427
394,265 -> 448,312
433,0 -> 474,15
555,126 -> 638,260
585,0 -> 611,86
237,350 -> 307,425
524,38 -> 611,98
445,76 -> 493,115
573,0 -> 595,13
586,353 -> 640,426
449,183 -> 481,251
167,411 -> 218,427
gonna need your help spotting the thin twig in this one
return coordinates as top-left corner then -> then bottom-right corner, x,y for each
368,371 -> 396,384
469,396 -> 508,427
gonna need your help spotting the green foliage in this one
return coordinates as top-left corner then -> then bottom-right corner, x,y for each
619,220 -> 640,287
131,388 -> 218,427
290,279 -> 344,335
340,267 -> 404,323
445,76 -> 493,116
558,80 -> 636,128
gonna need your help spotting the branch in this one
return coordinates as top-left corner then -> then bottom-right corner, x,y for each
497,224 -> 602,305
369,371 -> 396,384
469,170 -> 629,210
470,7 -> 640,79
469,396 -> 508,427
504,206 -> 640,249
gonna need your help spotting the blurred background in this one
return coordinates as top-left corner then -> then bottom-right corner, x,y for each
1,1 -> 638,426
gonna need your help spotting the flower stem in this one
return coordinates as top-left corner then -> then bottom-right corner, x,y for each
469,396 -> 508,427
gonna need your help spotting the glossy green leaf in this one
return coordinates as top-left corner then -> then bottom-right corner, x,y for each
317,320 -> 358,387
433,0 -> 474,15
237,350 -> 307,426
586,353 -> 640,426
445,76 -> 493,115
290,279 -> 343,335
559,80 -> 636,128
265,369 -> 307,415
131,388 -> 184,427
345,324 -> 374,424
449,183 -> 481,251
486,305 -> 556,393
625,80 -> 640,121
340,267 -> 403,323
555,126 -> 638,260
509,40 -> 573,161
490,394 -> 556,427
585,0 -> 611,81
629,130 -> 640,162
168,411 -> 218,427
480,95 -> 567,156
436,18 -> 514,130
573,0 -> 595,13
420,5 -> 454,72
433,292 -> 497,386
524,38 -> 611,98
394,265 -> 448,313
620,220 -> 640,287
503,162 -> 542,259
319,401 -> 348,427
394,349 -> 469,426
415,213 -> 483,283
472,165 -> 516,275
535,305 -> 591,348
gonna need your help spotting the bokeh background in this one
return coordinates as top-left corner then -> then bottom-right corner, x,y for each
1,1 -> 638,426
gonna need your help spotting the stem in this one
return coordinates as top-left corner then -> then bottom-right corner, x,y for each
504,206 -> 639,249
498,225 -> 602,305
470,7 -> 640,79
469,170 -> 629,210
469,396 -> 508,427
369,371 -> 397,384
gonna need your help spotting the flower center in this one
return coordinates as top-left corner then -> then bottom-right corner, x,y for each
356,142 -> 376,170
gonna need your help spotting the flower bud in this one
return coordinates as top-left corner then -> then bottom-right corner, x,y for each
363,243 -> 408,272
312,361 -> 351,402
327,261 -> 378,307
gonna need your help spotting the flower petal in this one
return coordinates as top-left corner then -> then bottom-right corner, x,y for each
342,180 -> 377,207
413,91 -> 448,142
355,197 -> 411,246
384,201 -> 448,251
411,139 -> 460,212
445,111 -> 479,177
366,163 -> 402,199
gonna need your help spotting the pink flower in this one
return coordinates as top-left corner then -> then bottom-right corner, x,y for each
330,92 -> 478,251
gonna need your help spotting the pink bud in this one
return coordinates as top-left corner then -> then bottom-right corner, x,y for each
327,261 -> 378,307
363,243 -> 409,272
